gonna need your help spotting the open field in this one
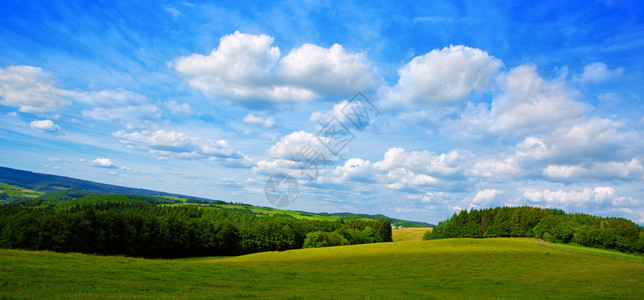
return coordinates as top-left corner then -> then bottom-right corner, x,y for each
392,227 -> 432,241
0,181 -> 43,199
1,238 -> 642,299
539,240 -> 644,261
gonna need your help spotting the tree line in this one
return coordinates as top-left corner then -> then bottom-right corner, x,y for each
424,206 -> 644,254
0,195 -> 392,258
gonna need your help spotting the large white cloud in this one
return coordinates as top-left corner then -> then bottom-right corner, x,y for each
387,45 -> 502,105
0,66 -> 70,113
488,64 -> 589,133
278,43 -> 376,96
174,31 -> 376,104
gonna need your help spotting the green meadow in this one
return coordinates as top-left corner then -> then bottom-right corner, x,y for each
392,227 -> 432,241
1,238 -> 642,299
0,182 -> 43,199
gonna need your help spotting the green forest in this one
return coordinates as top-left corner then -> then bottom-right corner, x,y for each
425,206 -> 644,253
0,195 -> 392,258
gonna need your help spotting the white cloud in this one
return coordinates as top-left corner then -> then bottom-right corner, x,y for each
174,31 -> 376,105
317,158 -> 373,184
522,186 -> 616,208
543,159 -> 644,180
114,129 -> 249,166
243,113 -> 275,127
251,158 -> 301,175
384,168 -> 440,190
0,65 -> 70,113
387,45 -> 502,105
372,147 -> 465,177
278,43 -> 376,96
574,62 -> 623,83
488,64 -> 589,133
472,189 -> 503,205
75,89 -> 161,129
468,157 -> 523,180
266,131 -> 338,161
29,119 -> 62,134
90,158 -> 117,169
165,100 -> 197,116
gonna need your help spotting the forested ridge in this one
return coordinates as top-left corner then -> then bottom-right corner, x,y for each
425,206 -> 644,253
0,195 -> 392,258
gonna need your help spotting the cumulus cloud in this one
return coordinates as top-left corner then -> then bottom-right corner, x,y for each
90,158 -> 117,168
488,64 -> 589,133
243,113 -> 275,127
470,189 -> 503,208
317,158 -> 374,184
266,131 -> 339,161
574,62 -> 623,83
174,31 -> 376,105
114,129 -> 251,166
386,45 -> 502,106
29,119 -> 63,134
372,147 -> 466,177
278,43 -> 376,96
0,65 -> 70,113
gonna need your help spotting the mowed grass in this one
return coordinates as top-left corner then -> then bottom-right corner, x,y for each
1,238 -> 642,299
392,227 -> 432,242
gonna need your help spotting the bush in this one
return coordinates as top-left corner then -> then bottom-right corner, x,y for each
303,231 -> 349,248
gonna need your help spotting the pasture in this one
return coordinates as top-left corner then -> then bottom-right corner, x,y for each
1,238 -> 642,298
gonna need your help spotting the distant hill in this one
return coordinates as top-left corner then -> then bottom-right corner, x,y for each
0,166 -> 210,201
0,165 -> 432,227
319,212 -> 434,227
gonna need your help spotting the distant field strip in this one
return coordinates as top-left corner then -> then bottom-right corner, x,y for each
536,240 -> 644,261
392,227 -> 432,241
0,181 -> 43,198
1,238 -> 642,299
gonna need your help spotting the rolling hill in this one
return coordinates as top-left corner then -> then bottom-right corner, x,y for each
0,238 -> 641,298
0,166 -> 432,226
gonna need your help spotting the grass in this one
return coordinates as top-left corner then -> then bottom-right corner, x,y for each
540,240 -> 644,261
1,238 -> 642,299
392,227 -> 432,242
0,181 -> 43,199
152,195 -> 187,202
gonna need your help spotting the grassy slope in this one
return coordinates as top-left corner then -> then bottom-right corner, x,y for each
1,238 -> 642,299
392,227 -> 432,242
0,181 -> 43,199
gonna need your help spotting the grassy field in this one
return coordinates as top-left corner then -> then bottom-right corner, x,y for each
1,238 -> 642,299
392,227 -> 432,241
0,181 -> 43,199
539,240 -> 644,261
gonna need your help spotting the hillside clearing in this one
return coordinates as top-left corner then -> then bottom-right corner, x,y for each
1,238 -> 642,299
392,227 -> 432,242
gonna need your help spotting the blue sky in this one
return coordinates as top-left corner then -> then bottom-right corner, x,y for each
1,0 -> 644,224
